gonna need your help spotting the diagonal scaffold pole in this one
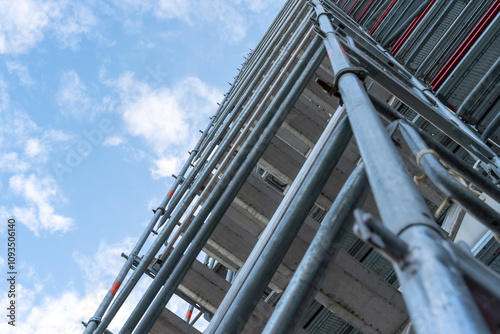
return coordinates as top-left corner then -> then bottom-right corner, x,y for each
195,0 -> 305,158
82,95 -> 224,334
122,35 -> 326,334
93,4 -> 312,332
86,2 -> 299,329
263,163 -> 369,334
155,0 -> 308,233
213,115 -> 353,333
156,6 -> 314,262
205,103 -> 347,332
310,1 -> 491,333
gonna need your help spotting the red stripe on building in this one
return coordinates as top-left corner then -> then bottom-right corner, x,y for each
356,0 -> 374,23
369,0 -> 398,35
391,0 -> 436,55
347,0 -> 359,16
431,0 -> 500,90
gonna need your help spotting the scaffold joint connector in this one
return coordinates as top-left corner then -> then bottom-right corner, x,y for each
332,67 -> 369,96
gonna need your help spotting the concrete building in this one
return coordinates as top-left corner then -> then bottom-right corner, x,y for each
84,1 -> 500,333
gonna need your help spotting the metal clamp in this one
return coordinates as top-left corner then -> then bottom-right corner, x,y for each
316,11 -> 334,24
311,12 -> 335,40
313,24 -> 326,39
152,206 -> 165,215
353,209 -> 409,264
315,67 -> 369,103
88,317 -> 101,325
331,67 -> 369,97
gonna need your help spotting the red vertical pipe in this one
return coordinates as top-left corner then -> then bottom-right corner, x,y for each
369,0 -> 399,35
340,0 -> 348,8
431,0 -> 500,90
391,0 -> 436,55
347,0 -> 360,15
356,0 -> 375,23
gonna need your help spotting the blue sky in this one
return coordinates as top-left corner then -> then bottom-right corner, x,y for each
0,1 -> 284,332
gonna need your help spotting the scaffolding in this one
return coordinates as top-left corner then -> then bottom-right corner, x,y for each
83,0 -> 500,333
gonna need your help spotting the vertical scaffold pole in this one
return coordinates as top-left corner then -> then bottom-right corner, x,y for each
206,104 -> 347,333
214,116 -> 353,333
263,163 -> 369,334
310,1 -> 490,333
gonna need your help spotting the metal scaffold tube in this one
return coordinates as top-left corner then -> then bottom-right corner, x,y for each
398,121 -> 500,236
122,36 -> 326,334
387,0 -> 434,54
155,2 -> 309,236
312,0 -> 433,234
196,0 -> 303,157
367,91 -> 500,205
96,11 -> 316,333
157,13 -> 314,262
311,1 -> 491,333
206,105 -> 347,333
381,0 -> 432,48
431,0 -> 500,91
94,21 -> 306,332
197,5 -> 303,157
82,98 -> 222,334
233,0 -> 297,84
263,163 -> 369,334
214,116 -> 353,334
191,1 -> 308,171
158,8 -> 311,235
457,57 -> 500,132
320,1 -> 499,166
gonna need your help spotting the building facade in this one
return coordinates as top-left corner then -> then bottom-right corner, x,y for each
84,1 -> 500,333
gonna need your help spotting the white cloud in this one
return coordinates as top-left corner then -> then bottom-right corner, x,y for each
53,2 -> 96,50
122,75 -> 219,153
56,70 -> 92,119
0,0 -> 55,54
104,72 -> 221,178
0,94 -> 71,169
154,0 -> 284,42
0,152 -> 30,173
0,89 -> 75,237
0,109 -> 39,147
151,156 -> 182,179
0,0 -> 95,54
6,61 -> 35,86
242,0 -> 283,13
9,174 -> 73,235
0,238 -> 141,334
103,136 -> 124,147
25,138 -> 44,158
156,0 -> 190,19
156,0 -> 247,42
74,237 -> 138,283
0,236 -> 203,333
0,77 -> 9,111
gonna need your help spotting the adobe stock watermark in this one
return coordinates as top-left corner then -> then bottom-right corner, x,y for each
51,118 -> 114,181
